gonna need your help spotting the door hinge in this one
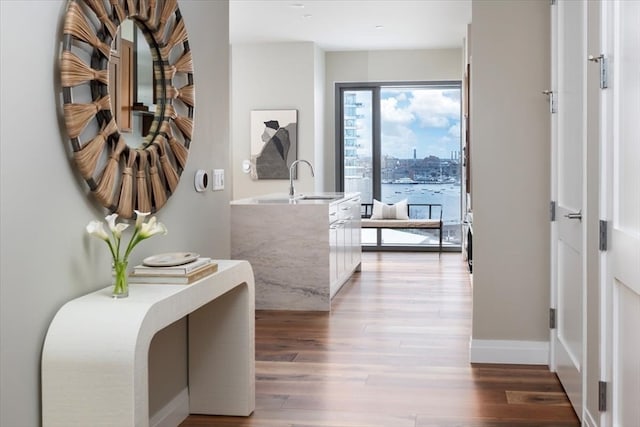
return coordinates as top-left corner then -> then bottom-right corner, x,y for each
549,308 -> 557,329
550,0 -> 556,5
599,220 -> 608,251
599,381 -> 607,412
542,90 -> 557,114
588,54 -> 609,89
550,201 -> 557,222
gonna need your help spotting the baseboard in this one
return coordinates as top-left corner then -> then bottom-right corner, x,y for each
469,339 -> 549,365
583,407 -> 598,427
150,387 -> 189,427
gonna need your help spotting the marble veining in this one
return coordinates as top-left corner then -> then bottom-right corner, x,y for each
231,193 -> 360,311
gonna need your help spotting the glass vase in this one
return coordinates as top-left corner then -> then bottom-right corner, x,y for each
112,259 -> 129,298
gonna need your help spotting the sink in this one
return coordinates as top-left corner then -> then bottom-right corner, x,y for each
245,194 -> 343,204
298,195 -> 340,201
255,198 -> 294,204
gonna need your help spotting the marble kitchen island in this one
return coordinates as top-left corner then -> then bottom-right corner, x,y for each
231,192 -> 361,311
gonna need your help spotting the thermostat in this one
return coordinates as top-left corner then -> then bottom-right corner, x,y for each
194,169 -> 208,192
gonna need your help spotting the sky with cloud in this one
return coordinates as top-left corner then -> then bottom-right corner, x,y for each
380,87 -> 461,159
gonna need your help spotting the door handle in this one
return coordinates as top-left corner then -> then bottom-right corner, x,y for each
542,90 -> 556,113
564,210 -> 582,221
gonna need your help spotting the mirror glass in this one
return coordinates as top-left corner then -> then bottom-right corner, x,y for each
109,19 -> 161,148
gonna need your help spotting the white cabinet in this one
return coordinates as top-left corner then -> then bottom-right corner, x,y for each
349,195 -> 362,268
330,196 -> 362,298
329,205 -> 338,285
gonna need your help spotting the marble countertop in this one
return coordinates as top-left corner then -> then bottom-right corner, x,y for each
231,192 -> 359,205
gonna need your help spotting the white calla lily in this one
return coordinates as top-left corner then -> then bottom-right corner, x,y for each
86,211 -> 168,297
105,213 -> 118,231
113,222 -> 129,238
86,220 -> 109,241
139,216 -> 168,238
86,211 -> 167,264
105,213 -> 129,238
134,210 -> 150,229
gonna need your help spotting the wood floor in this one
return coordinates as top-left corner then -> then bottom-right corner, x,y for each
180,252 -> 579,427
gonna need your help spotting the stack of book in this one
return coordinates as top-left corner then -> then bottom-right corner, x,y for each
129,257 -> 218,284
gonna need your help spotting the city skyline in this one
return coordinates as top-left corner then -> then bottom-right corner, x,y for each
355,87 -> 461,160
382,87 -> 461,159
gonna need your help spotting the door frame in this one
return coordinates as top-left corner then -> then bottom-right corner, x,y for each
600,1 -> 640,425
549,0 -> 559,371
549,0 -> 591,421
599,4 -> 612,424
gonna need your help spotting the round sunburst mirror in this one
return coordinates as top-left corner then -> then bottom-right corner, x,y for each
60,0 -> 195,218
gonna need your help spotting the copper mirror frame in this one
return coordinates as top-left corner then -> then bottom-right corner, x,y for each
60,0 -> 195,218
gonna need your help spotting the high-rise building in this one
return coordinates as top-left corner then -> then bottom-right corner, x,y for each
343,93 -> 365,192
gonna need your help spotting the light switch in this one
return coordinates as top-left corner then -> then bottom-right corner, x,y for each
213,169 -> 224,191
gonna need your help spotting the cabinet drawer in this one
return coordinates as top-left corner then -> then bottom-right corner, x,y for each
329,205 -> 338,223
337,201 -> 353,220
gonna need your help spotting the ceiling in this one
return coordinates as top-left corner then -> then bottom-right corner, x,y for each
229,0 -> 472,51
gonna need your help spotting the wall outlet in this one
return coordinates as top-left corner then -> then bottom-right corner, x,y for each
212,169 -> 224,191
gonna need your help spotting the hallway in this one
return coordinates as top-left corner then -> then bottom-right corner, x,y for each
182,252 -> 579,426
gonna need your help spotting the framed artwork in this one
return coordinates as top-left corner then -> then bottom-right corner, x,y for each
250,110 -> 297,179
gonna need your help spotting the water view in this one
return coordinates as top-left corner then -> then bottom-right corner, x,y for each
358,182 -> 462,247
340,83 -> 463,248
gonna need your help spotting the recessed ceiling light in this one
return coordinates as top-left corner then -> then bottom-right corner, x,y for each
375,25 -> 384,30
303,14 -> 313,19
291,3 -> 305,8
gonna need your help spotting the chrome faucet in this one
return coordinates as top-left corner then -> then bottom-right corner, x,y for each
289,159 -> 315,198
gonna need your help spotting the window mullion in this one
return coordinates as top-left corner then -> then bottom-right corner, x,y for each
372,87 -> 382,202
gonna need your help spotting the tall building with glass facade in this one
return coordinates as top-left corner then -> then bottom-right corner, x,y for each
343,93 -> 367,195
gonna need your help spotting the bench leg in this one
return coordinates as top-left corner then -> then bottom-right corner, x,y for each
439,226 -> 442,257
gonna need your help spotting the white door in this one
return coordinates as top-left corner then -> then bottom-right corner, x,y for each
550,0 -> 588,420
601,1 -> 640,426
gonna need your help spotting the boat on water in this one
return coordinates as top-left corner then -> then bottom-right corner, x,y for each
392,177 -> 419,184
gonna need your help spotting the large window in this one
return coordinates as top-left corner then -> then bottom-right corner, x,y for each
337,82 -> 462,250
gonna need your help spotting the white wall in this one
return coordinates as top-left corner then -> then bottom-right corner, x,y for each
231,42 -> 321,200
231,47 -> 460,197
0,1 -> 230,425
470,1 -> 550,346
313,44 -> 326,192
323,48 -> 462,190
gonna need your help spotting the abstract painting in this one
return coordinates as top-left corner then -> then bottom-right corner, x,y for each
250,110 -> 297,180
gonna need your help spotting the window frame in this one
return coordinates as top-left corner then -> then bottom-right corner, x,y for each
335,81 -> 463,252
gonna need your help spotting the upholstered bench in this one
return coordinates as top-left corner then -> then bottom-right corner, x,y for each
361,200 -> 443,253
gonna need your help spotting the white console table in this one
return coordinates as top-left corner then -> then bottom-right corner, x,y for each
41,260 -> 255,427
